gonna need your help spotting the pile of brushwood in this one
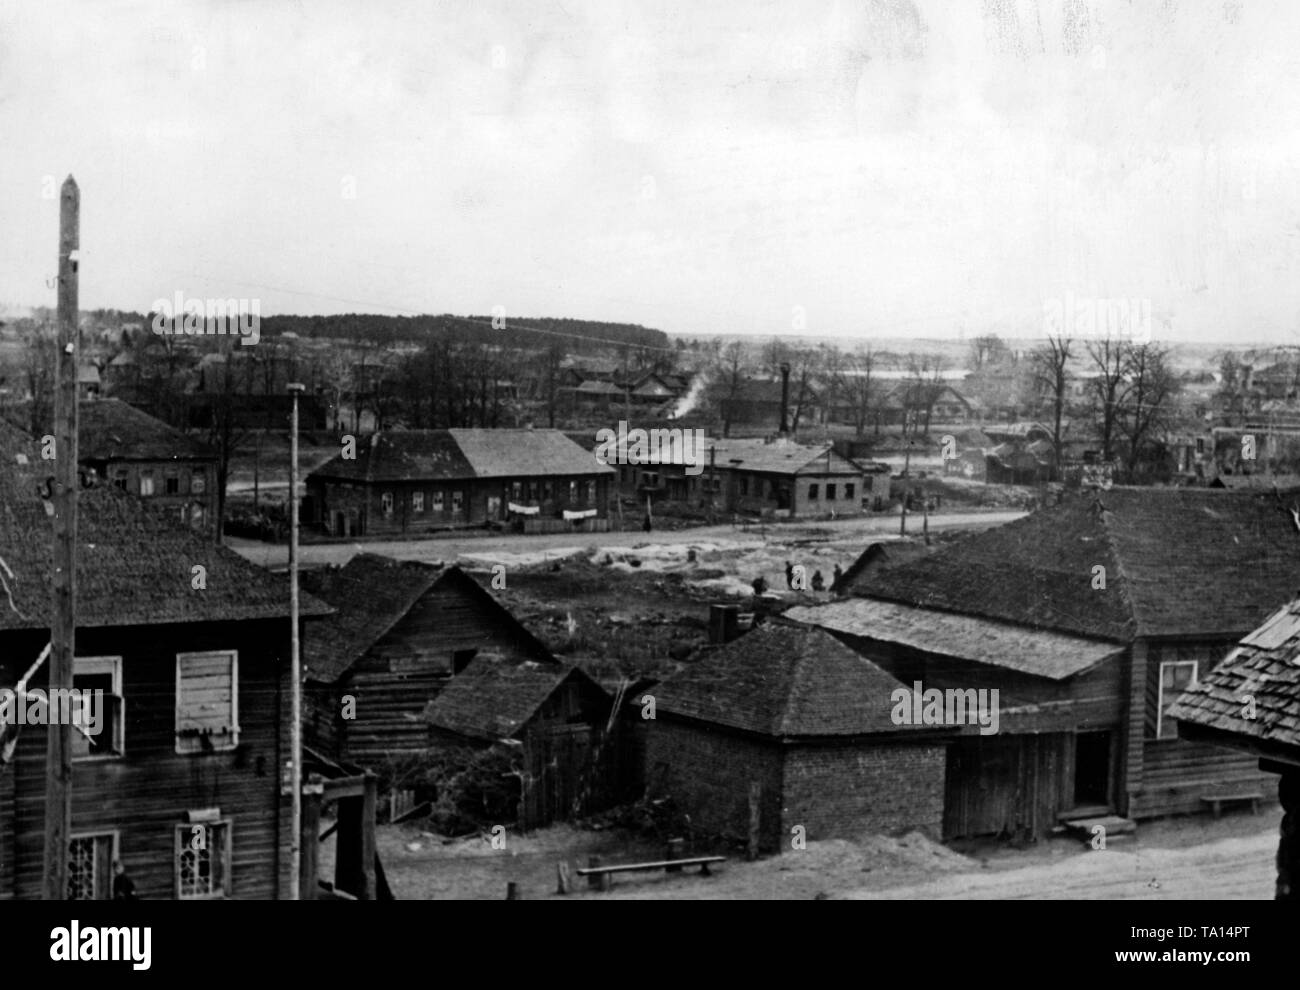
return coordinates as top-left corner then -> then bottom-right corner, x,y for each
376,743 -> 524,834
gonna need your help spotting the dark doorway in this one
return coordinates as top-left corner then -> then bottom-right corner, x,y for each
1074,731 -> 1112,807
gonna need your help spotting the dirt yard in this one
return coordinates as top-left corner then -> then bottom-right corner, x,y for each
359,806 -> 1279,900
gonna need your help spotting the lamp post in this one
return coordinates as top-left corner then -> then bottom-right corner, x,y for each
287,382 -> 305,900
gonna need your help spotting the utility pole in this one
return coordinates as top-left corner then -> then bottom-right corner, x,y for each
288,381 -> 304,900
707,443 -> 716,525
899,436 -> 911,538
44,175 -> 79,900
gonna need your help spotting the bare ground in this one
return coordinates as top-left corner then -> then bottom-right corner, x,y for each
354,805 -> 1279,901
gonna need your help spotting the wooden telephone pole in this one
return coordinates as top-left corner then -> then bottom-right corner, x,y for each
43,175 -> 79,899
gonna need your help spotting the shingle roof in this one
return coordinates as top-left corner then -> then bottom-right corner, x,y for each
421,654 -> 602,742
308,429 -> 613,484
78,398 -> 215,462
785,599 -> 1123,680
0,421 -> 328,631
1169,600 -> 1300,755
300,557 -> 553,682
845,487 -> 1300,642
652,623 -> 924,738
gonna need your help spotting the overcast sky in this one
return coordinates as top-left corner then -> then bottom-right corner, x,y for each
2,0 -> 1299,343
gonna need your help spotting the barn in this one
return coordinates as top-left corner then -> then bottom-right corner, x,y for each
645,623 -> 950,854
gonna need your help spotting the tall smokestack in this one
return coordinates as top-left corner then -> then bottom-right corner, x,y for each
778,362 -> 791,436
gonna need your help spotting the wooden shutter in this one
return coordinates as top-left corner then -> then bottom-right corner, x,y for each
176,651 -> 239,753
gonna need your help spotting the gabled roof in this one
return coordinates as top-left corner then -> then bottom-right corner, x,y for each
652,623 -> 924,738
0,421 -> 328,631
785,599 -> 1123,680
1169,600 -> 1300,757
832,541 -> 935,595
711,438 -> 858,476
299,557 -> 554,682
308,429 -> 613,484
421,654 -> 605,742
78,398 -> 215,462
845,488 -> 1300,642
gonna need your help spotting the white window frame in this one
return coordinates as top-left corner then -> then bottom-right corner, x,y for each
72,655 -> 125,761
175,819 -> 233,900
1156,659 -> 1198,739
380,491 -> 394,516
412,491 -> 425,514
139,471 -> 155,496
175,650 -> 240,754
67,829 -> 120,901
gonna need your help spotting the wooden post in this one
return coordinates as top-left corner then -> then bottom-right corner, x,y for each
665,837 -> 685,872
288,381 -> 304,900
300,777 -> 324,900
747,781 -> 762,861
556,860 -> 571,895
43,175 -> 79,901
360,771 -> 377,899
707,444 -> 716,524
505,881 -> 519,900
899,441 -> 911,537
1278,769 -> 1298,901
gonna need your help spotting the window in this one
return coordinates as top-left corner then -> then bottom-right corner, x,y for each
451,490 -> 464,513
380,491 -> 393,516
175,651 -> 239,754
586,480 -> 596,503
67,832 -> 118,900
432,490 -> 444,513
1195,437 -> 1206,454
542,482 -> 553,501
72,656 -> 124,760
189,503 -> 207,530
826,484 -> 837,501
808,483 -> 819,500
165,473 -> 180,495
511,482 -> 522,501
569,481 -> 578,502
175,820 -> 231,899
739,477 -> 749,496
412,491 -> 425,513
1157,660 -> 1197,739
112,470 -> 128,492
191,469 -> 206,494
139,471 -> 155,496
845,483 -> 856,501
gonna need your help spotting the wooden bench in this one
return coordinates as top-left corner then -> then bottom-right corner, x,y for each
1200,791 -> 1263,818
576,856 -> 725,891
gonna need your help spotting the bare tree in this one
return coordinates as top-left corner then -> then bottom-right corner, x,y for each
1029,335 -> 1072,473
1086,338 -> 1128,462
715,340 -> 745,438
830,344 -> 878,437
1120,343 -> 1178,478
968,334 -> 1008,372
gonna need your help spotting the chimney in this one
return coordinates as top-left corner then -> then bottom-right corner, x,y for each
778,362 -> 791,436
709,603 -> 741,644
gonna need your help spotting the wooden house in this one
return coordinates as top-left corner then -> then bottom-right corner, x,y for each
299,556 -> 556,766
0,422 -> 333,900
78,397 -> 219,539
646,623 -> 951,854
422,654 -> 612,829
305,428 -> 614,537
1169,600 -> 1300,899
788,487 -> 1300,841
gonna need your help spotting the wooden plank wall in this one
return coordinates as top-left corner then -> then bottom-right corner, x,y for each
2,620 -> 288,900
943,733 -> 1072,840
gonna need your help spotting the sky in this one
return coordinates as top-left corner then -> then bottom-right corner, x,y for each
2,0 -> 1300,343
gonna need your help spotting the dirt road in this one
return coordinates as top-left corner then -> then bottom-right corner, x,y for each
227,509 -> 1026,569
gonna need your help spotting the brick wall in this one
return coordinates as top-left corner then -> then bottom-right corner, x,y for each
781,741 -> 947,843
645,718 -> 785,852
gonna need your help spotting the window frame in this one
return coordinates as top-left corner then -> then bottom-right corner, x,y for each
139,471 -> 155,497
174,819 -> 233,900
808,483 -> 819,500
175,650 -> 240,755
380,491 -> 394,516
431,489 -> 445,513
72,655 -> 125,761
826,483 -> 837,501
412,491 -> 425,514
67,829 -> 120,901
1156,659 -> 1198,740
845,482 -> 856,501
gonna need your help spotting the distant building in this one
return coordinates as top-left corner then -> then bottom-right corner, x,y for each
306,428 -> 615,537
78,397 -> 219,539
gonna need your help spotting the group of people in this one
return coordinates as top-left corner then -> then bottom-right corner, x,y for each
752,561 -> 844,597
